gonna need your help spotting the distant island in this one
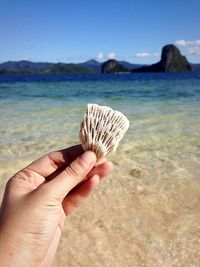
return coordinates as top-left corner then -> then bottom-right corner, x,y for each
101,44 -> 196,73
0,44 -> 200,74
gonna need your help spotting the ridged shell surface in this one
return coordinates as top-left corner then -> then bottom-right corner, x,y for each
79,103 -> 130,159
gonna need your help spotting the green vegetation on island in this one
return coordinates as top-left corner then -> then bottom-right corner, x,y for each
101,44 -> 193,73
0,44 -> 199,75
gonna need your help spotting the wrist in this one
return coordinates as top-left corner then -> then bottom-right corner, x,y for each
0,228 -> 34,267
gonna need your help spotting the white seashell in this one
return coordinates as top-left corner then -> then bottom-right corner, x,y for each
79,103 -> 130,160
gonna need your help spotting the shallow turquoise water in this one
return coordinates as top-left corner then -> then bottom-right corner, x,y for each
0,73 -> 200,160
0,73 -> 200,266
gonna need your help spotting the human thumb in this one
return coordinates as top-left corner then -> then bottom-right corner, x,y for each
43,151 -> 96,200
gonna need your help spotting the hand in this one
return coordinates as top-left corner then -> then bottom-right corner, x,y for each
0,145 -> 113,267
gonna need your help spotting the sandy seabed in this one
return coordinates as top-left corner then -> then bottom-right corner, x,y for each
0,138 -> 200,267
0,95 -> 200,266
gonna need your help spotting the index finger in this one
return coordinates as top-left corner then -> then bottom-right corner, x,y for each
25,144 -> 84,177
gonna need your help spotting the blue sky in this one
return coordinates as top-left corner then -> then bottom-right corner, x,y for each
0,0 -> 200,63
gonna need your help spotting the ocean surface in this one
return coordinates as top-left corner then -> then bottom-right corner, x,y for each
0,73 -> 200,160
0,73 -> 200,267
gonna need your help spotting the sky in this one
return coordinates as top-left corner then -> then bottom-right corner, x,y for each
0,0 -> 200,64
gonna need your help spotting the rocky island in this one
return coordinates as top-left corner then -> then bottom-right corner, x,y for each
0,44 -> 197,75
132,44 -> 192,72
101,44 -> 193,73
101,59 -> 129,73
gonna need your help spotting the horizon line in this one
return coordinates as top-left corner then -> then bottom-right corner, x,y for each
0,58 -> 199,65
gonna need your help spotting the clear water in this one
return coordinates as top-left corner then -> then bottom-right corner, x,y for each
0,73 -> 200,266
0,73 -> 200,159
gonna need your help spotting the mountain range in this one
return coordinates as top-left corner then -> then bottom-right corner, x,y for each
0,59 -> 199,74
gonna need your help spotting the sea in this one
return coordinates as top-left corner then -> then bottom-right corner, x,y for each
0,73 -> 200,159
0,73 -> 200,266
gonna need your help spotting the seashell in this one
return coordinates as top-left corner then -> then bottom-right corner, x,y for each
79,103 -> 130,160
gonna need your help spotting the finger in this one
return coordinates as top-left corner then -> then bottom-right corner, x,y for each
42,157 -> 109,183
87,161 -> 113,180
65,160 -> 113,196
43,151 -> 96,199
39,158 -> 113,184
62,175 -> 99,215
25,144 -> 83,177
95,157 -> 107,166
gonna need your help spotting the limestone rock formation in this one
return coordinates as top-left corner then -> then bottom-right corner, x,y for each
101,59 -> 129,73
132,44 -> 193,72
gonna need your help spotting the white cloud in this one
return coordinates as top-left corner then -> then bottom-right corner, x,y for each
96,52 -> 117,61
135,52 -> 160,58
175,40 -> 188,46
136,52 -> 151,58
97,52 -> 104,60
108,52 -> 116,59
187,47 -> 200,55
175,39 -> 200,46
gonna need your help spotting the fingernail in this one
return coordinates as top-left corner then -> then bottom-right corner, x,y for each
79,151 -> 96,166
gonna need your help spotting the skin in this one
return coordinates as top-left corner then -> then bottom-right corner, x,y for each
0,145 -> 113,267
